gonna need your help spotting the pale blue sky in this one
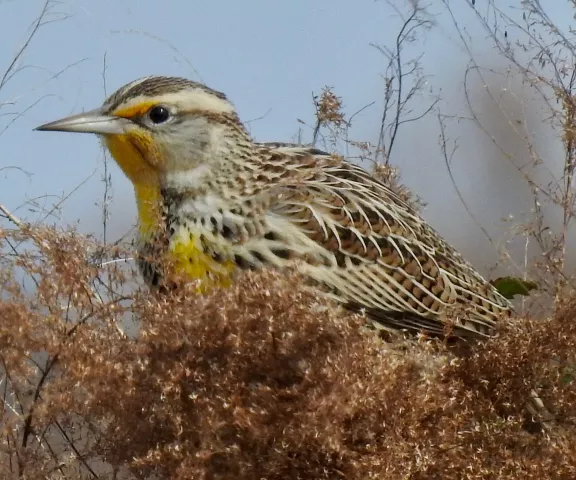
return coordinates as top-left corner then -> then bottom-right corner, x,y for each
1,0 -> 573,275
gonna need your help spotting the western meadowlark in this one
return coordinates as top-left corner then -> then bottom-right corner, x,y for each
36,76 -> 512,338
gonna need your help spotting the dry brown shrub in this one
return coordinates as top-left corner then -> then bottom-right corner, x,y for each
1,227 -> 576,479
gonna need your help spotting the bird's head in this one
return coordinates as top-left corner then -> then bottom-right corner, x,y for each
36,76 -> 250,188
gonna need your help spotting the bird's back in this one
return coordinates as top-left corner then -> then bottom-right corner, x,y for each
143,144 -> 511,339
252,146 -> 512,338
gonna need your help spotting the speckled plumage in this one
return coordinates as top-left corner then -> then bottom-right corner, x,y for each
45,76 -> 514,339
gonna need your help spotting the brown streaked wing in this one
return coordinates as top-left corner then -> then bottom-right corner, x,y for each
266,152 -> 511,337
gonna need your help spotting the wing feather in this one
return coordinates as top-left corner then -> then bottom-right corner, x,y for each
262,149 -> 511,338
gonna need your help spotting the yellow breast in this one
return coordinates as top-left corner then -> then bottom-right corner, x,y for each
167,226 -> 237,292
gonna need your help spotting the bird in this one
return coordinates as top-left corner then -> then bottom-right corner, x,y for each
36,75 -> 512,339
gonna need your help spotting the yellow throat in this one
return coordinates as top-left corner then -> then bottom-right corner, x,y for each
104,134 -> 236,290
104,133 -> 162,238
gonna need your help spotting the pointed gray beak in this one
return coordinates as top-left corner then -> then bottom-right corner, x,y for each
35,108 -> 132,135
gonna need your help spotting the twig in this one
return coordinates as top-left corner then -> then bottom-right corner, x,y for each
0,203 -> 24,228
0,0 -> 51,90
372,1 -> 434,164
436,114 -> 494,244
101,52 -> 111,246
20,296 -> 130,451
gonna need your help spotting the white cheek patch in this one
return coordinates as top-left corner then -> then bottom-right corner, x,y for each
164,164 -> 213,190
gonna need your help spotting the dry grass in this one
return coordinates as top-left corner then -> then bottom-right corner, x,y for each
1,226 -> 576,479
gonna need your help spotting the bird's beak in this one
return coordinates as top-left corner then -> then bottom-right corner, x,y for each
35,108 -> 131,135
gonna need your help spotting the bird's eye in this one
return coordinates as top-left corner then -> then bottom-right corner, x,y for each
147,105 -> 171,124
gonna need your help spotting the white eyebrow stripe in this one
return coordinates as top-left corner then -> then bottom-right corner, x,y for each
109,90 -> 236,116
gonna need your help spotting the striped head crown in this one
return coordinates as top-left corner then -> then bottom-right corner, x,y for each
35,76 -> 251,186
